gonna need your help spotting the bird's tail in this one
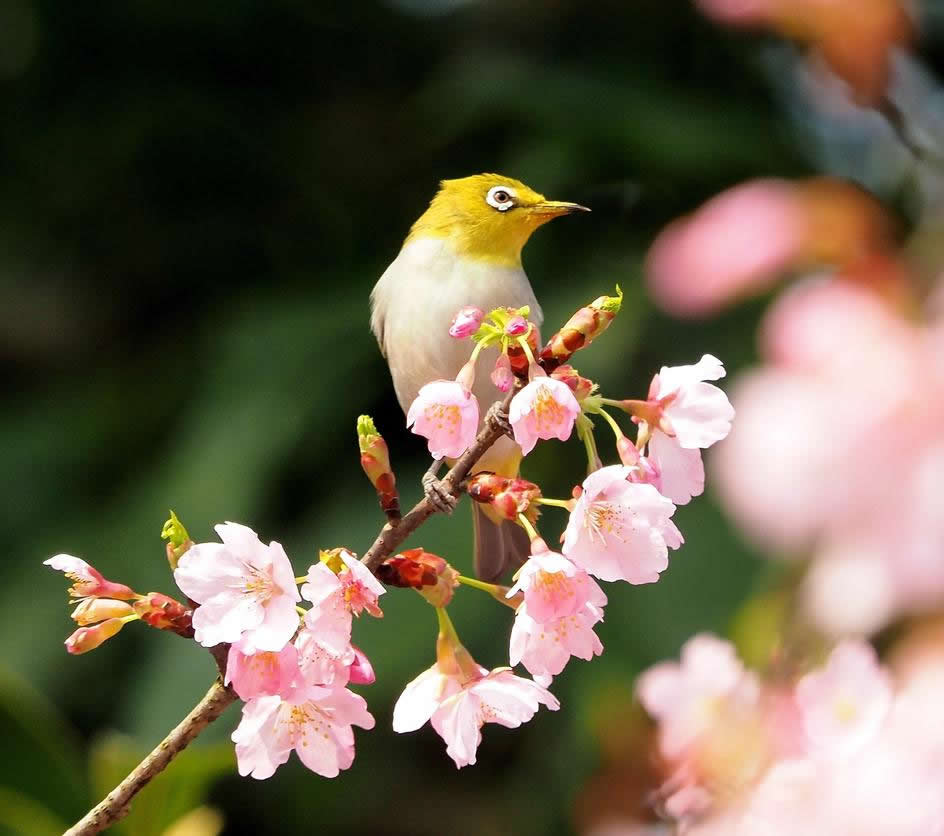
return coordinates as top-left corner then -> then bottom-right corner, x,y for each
472,503 -> 531,582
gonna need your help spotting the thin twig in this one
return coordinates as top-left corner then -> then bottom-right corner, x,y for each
66,389 -> 517,833
64,678 -> 238,836
361,388 -> 516,573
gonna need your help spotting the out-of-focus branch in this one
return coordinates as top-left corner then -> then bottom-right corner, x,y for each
64,677 -> 237,836
361,388 -> 516,573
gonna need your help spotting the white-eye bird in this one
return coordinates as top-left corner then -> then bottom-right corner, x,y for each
370,173 -> 589,580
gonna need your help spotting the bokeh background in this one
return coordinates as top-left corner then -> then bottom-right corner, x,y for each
4,1 -> 943,834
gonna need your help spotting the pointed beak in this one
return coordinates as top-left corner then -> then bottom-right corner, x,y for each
530,200 -> 592,217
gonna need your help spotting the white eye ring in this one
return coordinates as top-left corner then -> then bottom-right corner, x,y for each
486,185 -> 517,211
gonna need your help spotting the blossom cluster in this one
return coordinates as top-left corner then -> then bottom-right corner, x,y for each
46,288 -> 736,782
636,634 -> 944,835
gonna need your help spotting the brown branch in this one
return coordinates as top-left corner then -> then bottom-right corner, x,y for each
361,388 -> 517,572
65,677 -> 238,836
66,390 -> 517,834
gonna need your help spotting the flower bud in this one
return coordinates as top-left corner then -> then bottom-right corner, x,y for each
550,364 -> 596,402
357,415 -> 400,522
449,306 -> 485,339
161,511 -> 193,570
507,326 -> 540,381
349,645 -> 376,685
44,554 -> 137,600
467,473 -> 542,522
64,617 -> 127,654
71,598 -> 135,625
504,315 -> 529,336
133,592 -> 194,637
539,286 -> 622,372
377,548 -> 458,607
490,353 -> 514,392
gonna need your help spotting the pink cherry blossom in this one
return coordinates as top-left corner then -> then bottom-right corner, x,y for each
448,306 -> 484,339
645,429 -> 705,505
648,355 -> 735,449
645,179 -> 805,317
393,663 -> 559,768
301,549 -> 385,632
44,554 -> 136,600
509,376 -> 580,455
232,684 -> 374,779
174,522 -> 300,651
509,603 -> 605,686
636,633 -> 760,759
294,623 -> 355,688
225,641 -> 300,700
490,352 -> 514,392
562,465 -> 683,584
406,380 -> 479,459
795,640 -> 892,756
506,550 -> 607,623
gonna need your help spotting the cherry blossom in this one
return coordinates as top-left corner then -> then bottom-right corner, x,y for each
795,640 -> 892,756
173,522 -> 300,651
406,379 -> 479,459
232,685 -> 374,779
647,355 -> 735,449
562,465 -> 682,584
44,554 -> 136,600
225,641 -> 300,701
509,604 -> 604,686
506,549 -> 606,623
393,663 -> 559,768
636,633 -> 761,759
509,376 -> 580,455
645,429 -> 705,505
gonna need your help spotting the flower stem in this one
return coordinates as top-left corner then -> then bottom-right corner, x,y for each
576,413 -> 602,473
516,513 -> 540,542
294,575 -> 307,584
595,407 -> 625,442
535,497 -> 576,510
516,335 -> 537,367
457,575 -> 503,594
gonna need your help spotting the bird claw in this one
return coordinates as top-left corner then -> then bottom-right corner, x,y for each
486,401 -> 514,438
423,472 -> 457,514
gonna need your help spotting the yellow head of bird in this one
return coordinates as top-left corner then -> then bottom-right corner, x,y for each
406,173 -> 589,265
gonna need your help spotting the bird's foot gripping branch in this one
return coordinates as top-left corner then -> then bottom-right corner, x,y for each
47,289 -> 734,835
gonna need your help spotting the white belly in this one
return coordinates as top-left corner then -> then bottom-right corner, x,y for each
371,237 -> 543,415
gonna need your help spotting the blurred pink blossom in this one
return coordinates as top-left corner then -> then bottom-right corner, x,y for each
645,180 -> 805,316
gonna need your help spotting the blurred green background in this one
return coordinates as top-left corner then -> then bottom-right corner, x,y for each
2,0 -> 901,833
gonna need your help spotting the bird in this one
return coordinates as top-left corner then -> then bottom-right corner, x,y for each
370,173 -> 589,581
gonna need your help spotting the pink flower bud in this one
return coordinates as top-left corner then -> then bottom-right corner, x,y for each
71,598 -> 135,625
504,315 -> 529,336
489,353 -> 513,392
64,617 -> 127,654
449,306 -> 485,339
349,646 -> 376,685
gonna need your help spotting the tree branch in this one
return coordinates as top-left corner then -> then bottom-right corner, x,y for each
65,678 -> 238,836
66,389 -> 517,834
361,388 -> 516,572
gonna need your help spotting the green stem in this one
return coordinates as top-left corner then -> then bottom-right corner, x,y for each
534,497 -> 576,510
516,513 -> 539,542
435,606 -> 461,645
516,335 -> 537,367
576,413 -> 602,473
468,339 -> 486,367
595,407 -> 625,442
457,575 -> 504,595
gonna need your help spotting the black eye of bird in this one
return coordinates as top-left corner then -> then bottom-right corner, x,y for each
494,191 -> 510,203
